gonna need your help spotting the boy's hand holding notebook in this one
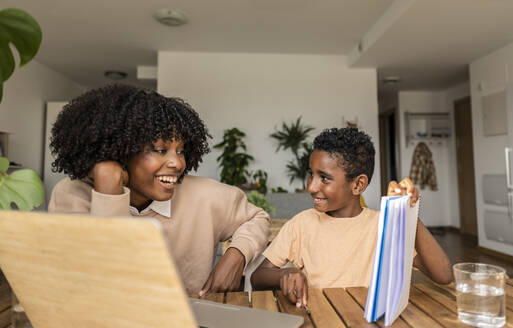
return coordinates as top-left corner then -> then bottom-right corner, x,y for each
364,195 -> 420,326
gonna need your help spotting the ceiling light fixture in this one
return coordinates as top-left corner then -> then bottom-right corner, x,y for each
383,76 -> 400,85
104,70 -> 127,80
153,8 -> 188,27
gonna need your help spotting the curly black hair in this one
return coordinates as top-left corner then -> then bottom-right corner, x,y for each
313,127 -> 375,183
50,84 -> 211,181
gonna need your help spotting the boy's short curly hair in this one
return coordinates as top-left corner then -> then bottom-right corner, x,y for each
313,127 -> 375,183
50,84 -> 211,181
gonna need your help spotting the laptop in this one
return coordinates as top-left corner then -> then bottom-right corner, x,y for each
0,210 -> 303,328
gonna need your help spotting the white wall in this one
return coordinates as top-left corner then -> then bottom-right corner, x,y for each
0,60 -> 85,176
470,42 -> 513,256
398,83 -> 469,227
158,51 -> 381,209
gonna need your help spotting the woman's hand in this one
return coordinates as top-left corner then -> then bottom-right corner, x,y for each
280,268 -> 308,307
91,161 -> 129,195
199,247 -> 245,296
387,177 -> 419,207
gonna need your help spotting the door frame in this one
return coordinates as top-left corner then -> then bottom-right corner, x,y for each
454,96 -> 478,236
379,107 -> 401,195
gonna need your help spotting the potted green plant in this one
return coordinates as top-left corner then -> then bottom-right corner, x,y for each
0,7 -> 43,327
213,128 -> 254,187
246,190 -> 275,216
214,128 -> 271,194
285,142 -> 313,191
246,169 -> 268,195
1,8 -> 42,102
0,8 -> 44,211
0,157 -> 44,210
270,117 -> 314,191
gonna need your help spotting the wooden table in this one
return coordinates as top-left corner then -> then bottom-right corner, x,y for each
194,279 -> 513,327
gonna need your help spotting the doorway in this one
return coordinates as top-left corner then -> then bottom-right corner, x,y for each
379,108 -> 399,195
454,97 -> 478,236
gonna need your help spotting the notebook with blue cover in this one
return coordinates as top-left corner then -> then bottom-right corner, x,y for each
364,195 -> 419,326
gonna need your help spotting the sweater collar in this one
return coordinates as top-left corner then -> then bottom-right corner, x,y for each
129,199 -> 171,218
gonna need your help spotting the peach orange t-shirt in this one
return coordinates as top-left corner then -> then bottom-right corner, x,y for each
263,207 -> 380,288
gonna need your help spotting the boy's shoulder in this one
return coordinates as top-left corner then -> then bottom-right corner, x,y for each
363,207 -> 380,218
288,207 -> 380,226
292,207 -> 380,220
292,208 -> 319,218
287,208 -> 322,225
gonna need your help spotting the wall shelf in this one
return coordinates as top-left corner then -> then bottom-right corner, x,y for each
405,112 -> 451,146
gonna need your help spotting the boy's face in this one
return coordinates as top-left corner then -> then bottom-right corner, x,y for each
307,150 -> 362,218
127,138 -> 186,210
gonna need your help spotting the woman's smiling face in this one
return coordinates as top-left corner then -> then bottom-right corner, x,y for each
127,138 -> 186,210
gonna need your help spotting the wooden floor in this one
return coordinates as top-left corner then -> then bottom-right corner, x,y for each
428,228 -> 513,275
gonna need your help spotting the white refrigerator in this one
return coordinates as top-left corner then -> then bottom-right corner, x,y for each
477,84 -> 513,255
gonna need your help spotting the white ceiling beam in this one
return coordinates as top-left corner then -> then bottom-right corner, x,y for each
347,0 -> 416,67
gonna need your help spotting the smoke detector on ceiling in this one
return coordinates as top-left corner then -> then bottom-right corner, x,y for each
104,70 -> 127,80
383,76 -> 401,85
153,9 -> 188,27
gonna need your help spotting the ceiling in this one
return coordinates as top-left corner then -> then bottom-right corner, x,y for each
3,0 -> 513,92
351,0 -> 513,94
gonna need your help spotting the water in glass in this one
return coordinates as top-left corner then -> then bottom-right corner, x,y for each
456,282 -> 505,327
454,263 -> 506,328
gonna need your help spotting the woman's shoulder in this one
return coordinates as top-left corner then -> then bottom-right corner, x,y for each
53,177 -> 93,195
52,177 -> 93,199
49,177 -> 94,212
180,175 -> 243,196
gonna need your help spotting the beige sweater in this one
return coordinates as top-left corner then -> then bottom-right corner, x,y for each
48,175 -> 270,293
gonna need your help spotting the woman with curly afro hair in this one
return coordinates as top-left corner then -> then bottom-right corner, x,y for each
48,84 -> 270,295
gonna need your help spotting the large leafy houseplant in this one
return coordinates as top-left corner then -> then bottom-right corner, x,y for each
213,128 -> 254,186
270,117 -> 314,191
0,8 -> 44,210
270,117 -> 314,160
285,142 -> 312,190
0,157 -> 43,210
0,8 -> 42,101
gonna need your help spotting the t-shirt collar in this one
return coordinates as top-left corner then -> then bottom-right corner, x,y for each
129,200 -> 171,218
318,207 -> 367,220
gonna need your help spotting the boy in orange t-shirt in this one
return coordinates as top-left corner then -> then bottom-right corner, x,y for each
251,128 -> 452,307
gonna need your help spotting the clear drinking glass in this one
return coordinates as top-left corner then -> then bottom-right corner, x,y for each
453,263 -> 506,327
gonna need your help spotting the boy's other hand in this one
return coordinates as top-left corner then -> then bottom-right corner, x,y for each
387,177 -> 419,207
280,268 -> 308,307
91,161 -> 129,195
199,247 -> 245,296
